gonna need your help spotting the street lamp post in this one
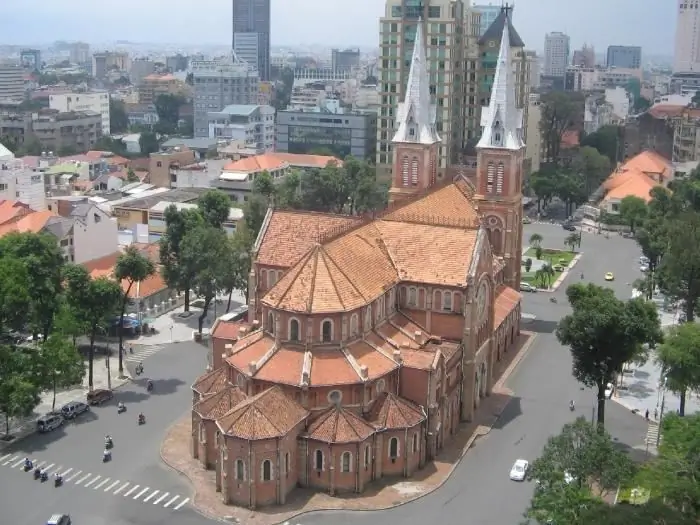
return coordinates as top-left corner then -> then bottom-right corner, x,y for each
657,376 -> 667,447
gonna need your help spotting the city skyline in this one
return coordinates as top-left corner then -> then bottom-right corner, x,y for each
3,0 -> 675,54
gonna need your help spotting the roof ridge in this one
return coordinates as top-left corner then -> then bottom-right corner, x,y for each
269,246 -> 318,310
321,237 -> 369,301
372,222 -> 400,276
319,249 -> 347,310
307,245 -> 320,313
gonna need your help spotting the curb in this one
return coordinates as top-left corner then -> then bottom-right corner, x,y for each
494,331 -> 537,391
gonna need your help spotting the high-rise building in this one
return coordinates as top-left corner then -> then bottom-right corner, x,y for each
0,62 -> 25,102
166,54 -> 189,73
675,2 -> 700,73
606,45 -> 641,69
19,49 -> 41,70
130,58 -> 156,86
543,32 -> 570,77
472,3 -> 512,37
69,42 -> 90,65
232,0 -> 271,81
331,49 -> 361,72
49,91 -> 111,135
572,44 -> 595,68
191,55 -> 260,138
377,0 -> 466,180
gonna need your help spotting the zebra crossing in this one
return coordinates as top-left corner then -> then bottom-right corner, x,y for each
645,422 -> 660,446
0,453 -> 189,511
123,344 -> 166,366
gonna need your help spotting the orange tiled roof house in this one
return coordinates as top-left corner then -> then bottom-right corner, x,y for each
190,12 -> 524,509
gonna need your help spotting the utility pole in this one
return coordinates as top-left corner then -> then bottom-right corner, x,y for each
657,376 -> 667,447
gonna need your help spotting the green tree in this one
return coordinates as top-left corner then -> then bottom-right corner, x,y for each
114,246 -> 155,376
276,170 -> 303,208
109,98 -> 129,134
53,301 -> 86,348
300,163 -> 343,212
64,266 -> 122,390
524,258 -> 532,273
197,189 -> 232,229
618,195 -> 648,233
180,225 -> 229,333
0,256 -> 30,334
535,245 -> 543,260
126,167 -> 139,183
0,232 -> 64,339
571,146 -> 612,196
556,283 -> 663,427
580,125 -> 624,165
539,92 -> 582,165
38,335 -> 85,411
655,323 -> 700,416
139,131 -> 159,155
159,205 -> 204,312
529,170 -> 558,212
154,94 -> 183,133
221,229 -> 252,311
579,498 -> 695,525
529,233 -> 543,247
564,232 -> 581,252
93,136 -> 127,156
16,134 -> 43,156
639,413 -> 700,520
633,96 -> 651,113
252,170 -> 276,201
0,345 -> 41,436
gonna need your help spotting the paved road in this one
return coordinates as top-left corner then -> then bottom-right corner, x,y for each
296,224 -> 649,525
0,341 -> 218,525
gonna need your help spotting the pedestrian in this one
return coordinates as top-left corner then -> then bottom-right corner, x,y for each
645,408 -> 649,421
654,408 -> 658,420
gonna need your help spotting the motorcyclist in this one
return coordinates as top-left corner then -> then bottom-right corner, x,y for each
580,272 -> 584,280
138,412 -> 145,423
103,448 -> 111,460
54,472 -> 62,483
24,458 -> 31,469
569,400 -> 575,410
40,468 -> 48,481
117,401 -> 125,411
105,434 -> 113,446
147,379 -> 153,391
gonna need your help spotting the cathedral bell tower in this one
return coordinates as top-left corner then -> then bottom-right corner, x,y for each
388,20 -> 440,205
474,6 -> 525,289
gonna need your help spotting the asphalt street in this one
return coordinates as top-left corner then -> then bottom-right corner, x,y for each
0,341 -> 218,525
295,224 -> 649,525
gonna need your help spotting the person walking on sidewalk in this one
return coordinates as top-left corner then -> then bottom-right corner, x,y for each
645,408 -> 649,421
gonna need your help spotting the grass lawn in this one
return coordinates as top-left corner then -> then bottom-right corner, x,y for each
615,486 -> 651,505
521,247 -> 578,289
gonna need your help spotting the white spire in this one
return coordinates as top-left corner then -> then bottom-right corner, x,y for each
476,10 -> 524,151
392,20 -> 440,145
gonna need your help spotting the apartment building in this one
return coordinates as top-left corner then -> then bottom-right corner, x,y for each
92,52 -> 130,79
674,2 -> 700,73
0,61 -> 24,102
606,46 -> 641,69
331,48 -> 361,72
148,147 -> 197,188
106,188 -> 207,230
130,59 -> 156,86
572,44 -> 595,68
0,109 -> 102,153
49,91 -> 111,135
376,0 -> 467,179
525,93 -> 541,173
544,32 -> 570,77
149,201 -> 242,237
138,74 -> 189,105
671,107 -> 700,162
207,104 -> 275,153
0,158 -> 46,211
191,55 -> 260,138
276,101 -> 378,160
472,3 -> 509,37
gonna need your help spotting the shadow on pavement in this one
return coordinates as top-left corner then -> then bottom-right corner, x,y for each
130,377 -> 186,396
526,319 -> 558,334
9,424 -> 69,454
65,411 -> 99,427
613,440 -> 653,464
493,396 -> 522,430
630,370 -> 650,380
622,381 -> 655,400
112,390 -> 150,406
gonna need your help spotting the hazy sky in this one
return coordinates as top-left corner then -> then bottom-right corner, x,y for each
2,0 -> 675,54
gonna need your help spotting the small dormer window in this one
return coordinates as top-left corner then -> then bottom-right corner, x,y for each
409,127 -> 416,137
494,132 -> 501,144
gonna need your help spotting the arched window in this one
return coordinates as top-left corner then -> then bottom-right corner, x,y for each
443,291 -> 453,311
486,162 -> 495,193
261,459 -> 272,481
412,433 -> 418,453
408,287 -> 417,307
284,452 -> 290,476
268,311 -> 274,334
315,449 -> 324,471
267,271 -> 276,289
321,320 -> 333,342
364,305 -> 372,330
411,158 -> 419,186
341,451 -> 352,473
496,162 -> 504,194
235,459 -> 246,480
260,269 -> 267,287
289,318 -> 300,342
389,437 -> 399,458
349,313 -> 359,337
401,156 -> 409,186
364,445 -> 371,468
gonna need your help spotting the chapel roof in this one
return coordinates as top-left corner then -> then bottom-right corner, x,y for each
368,392 -> 426,430
305,405 -> 376,443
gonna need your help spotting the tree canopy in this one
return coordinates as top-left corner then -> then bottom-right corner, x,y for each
556,283 -> 663,427
654,323 -> 700,416
539,92 -> 583,165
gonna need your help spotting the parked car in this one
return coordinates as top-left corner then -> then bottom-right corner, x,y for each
87,389 -> 113,406
520,283 -> 537,293
510,459 -> 529,481
37,413 -> 63,433
562,224 -> 576,231
47,514 -> 71,525
605,272 -> 615,281
60,401 -> 90,420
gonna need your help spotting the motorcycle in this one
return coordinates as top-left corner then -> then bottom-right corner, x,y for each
105,438 -> 113,450
54,476 -> 63,487
146,380 -> 153,392
138,414 -> 146,425
569,401 -> 575,411
135,364 -> 144,376
40,471 -> 48,482
33,468 -> 41,479
23,461 -> 33,472
117,403 -> 126,414
103,450 -> 111,463
550,296 -> 558,303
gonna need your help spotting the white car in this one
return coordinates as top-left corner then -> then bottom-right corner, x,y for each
510,459 -> 529,481
604,383 -> 614,399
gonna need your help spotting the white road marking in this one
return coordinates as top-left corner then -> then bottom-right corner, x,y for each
153,492 -> 169,505
60,468 -> 73,477
0,453 -> 11,462
35,461 -> 46,469
133,487 -> 150,500
105,480 -> 120,492
66,470 -> 82,481
143,489 -> 160,503
113,482 -> 130,495
93,477 -> 110,490
123,484 -> 139,497
75,473 -> 91,485
84,474 -> 101,488
163,495 -> 180,508
173,498 -> 189,510
10,457 -> 24,468
43,463 -> 56,472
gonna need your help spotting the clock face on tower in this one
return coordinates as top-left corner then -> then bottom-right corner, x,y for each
476,280 -> 489,322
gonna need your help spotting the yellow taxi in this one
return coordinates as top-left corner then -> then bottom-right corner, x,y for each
605,272 -> 614,281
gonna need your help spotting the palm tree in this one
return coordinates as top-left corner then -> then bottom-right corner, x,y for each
534,269 -> 546,288
529,233 -> 543,247
564,233 -> 580,252
541,263 -> 556,288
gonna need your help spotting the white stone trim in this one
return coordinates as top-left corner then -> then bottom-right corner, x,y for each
349,313 -> 359,337
314,449 -> 325,471
235,458 -> 246,480
388,436 -> 400,458
260,459 -> 273,481
288,317 -> 301,342
340,451 -> 353,473
320,318 -> 334,342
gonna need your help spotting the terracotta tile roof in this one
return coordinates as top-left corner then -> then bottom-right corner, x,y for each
130,242 -> 160,263
212,319 -> 249,340
82,251 -> 168,298
345,340 -> 399,380
194,386 -> 247,420
226,331 -> 272,372
0,210 -> 57,237
647,105 -> 687,119
382,181 -> 479,226
494,286 -> 521,328
603,175 -> 657,202
216,386 -> 308,439
368,392 -> 425,430
305,405 -> 376,443
84,151 -> 129,165
376,321 -> 421,350
398,349 -> 437,370
223,152 -> 340,173
620,150 -> 672,181
0,200 -> 32,225
309,349 -> 363,386
256,209 -> 360,268
192,366 -> 229,396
